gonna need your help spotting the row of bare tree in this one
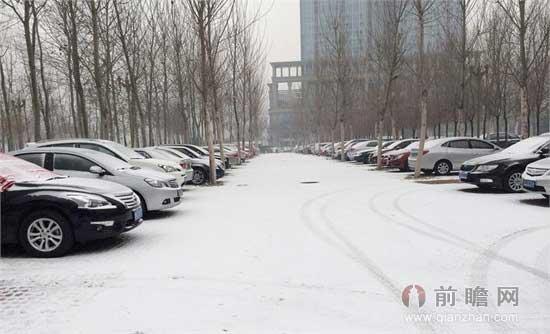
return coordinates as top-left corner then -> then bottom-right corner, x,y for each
0,0 -> 267,184
294,0 -> 550,176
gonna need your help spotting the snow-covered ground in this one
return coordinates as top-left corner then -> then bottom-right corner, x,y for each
2,153 -> 550,333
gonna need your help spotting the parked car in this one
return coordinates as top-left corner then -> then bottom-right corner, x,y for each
408,137 -> 500,175
355,141 -> 395,164
13,147 -> 183,212
460,134 -> 550,192
383,141 -> 419,171
135,147 -> 193,183
522,155 -> 550,197
367,140 -> 417,164
0,153 -> 143,257
29,139 -> 187,186
485,133 -> 521,148
347,140 -> 378,161
158,145 -> 225,185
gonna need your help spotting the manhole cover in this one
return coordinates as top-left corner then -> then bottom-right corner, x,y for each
300,181 -> 319,184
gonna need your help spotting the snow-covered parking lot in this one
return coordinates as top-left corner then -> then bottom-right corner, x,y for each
2,153 -> 550,333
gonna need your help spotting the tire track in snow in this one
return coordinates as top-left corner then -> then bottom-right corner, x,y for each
299,188 -> 442,333
392,189 -> 550,282
392,188 -> 550,333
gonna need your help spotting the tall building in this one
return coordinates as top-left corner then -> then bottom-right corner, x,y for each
299,0 -> 459,70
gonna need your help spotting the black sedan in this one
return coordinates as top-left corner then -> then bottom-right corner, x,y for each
1,154 -> 143,257
459,135 -> 550,192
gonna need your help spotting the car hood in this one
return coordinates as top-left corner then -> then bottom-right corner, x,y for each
464,151 -> 539,165
118,167 -> 175,181
17,176 -> 131,195
526,157 -> 550,169
129,158 -> 180,170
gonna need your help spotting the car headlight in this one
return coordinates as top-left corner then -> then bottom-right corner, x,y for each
475,164 -> 499,173
66,193 -> 115,209
145,178 -> 169,188
158,164 -> 179,173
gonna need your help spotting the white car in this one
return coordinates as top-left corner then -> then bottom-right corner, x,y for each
408,137 -> 500,175
136,147 -> 194,183
29,139 -> 187,186
13,147 -> 183,212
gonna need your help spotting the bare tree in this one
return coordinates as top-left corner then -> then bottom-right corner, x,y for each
371,0 -> 409,169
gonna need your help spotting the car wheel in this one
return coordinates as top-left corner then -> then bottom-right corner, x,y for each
192,168 -> 207,185
19,210 -> 74,258
434,160 -> 452,176
504,171 -> 524,193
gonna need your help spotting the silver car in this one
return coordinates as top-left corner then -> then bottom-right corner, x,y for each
408,137 -> 500,175
13,147 -> 184,212
28,138 -> 187,186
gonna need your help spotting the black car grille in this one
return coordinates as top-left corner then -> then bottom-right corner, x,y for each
461,165 -> 475,172
115,193 -> 140,209
168,180 -> 179,188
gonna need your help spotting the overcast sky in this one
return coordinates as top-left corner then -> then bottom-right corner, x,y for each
250,0 -> 301,79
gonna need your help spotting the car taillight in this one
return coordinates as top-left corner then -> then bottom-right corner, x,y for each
423,150 -> 429,154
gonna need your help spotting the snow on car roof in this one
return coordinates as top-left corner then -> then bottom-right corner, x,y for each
0,153 -> 58,182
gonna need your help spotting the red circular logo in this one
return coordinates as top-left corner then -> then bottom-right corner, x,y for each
402,284 -> 426,308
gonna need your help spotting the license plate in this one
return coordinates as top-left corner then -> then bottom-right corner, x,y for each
523,179 -> 536,189
133,207 -> 143,221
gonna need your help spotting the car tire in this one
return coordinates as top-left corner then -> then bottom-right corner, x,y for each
503,170 -> 524,193
134,191 -> 148,213
18,210 -> 74,258
192,168 -> 207,185
434,160 -> 452,176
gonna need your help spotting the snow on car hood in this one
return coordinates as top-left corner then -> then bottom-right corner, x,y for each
118,166 -> 175,181
525,157 -> 550,169
36,176 -> 131,195
464,150 -> 539,166
129,158 -> 180,170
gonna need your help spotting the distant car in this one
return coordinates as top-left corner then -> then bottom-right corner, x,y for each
383,141 -> 419,171
408,137 -> 500,175
135,147 -> 193,183
367,140 -> 416,164
485,133 -> 521,148
348,140 -> 378,161
29,139 -> 187,186
13,147 -> 183,212
158,145 -> 225,185
0,153 -> 142,257
355,141 -> 395,164
460,135 -> 550,192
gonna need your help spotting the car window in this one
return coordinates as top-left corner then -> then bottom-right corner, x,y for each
79,143 -> 117,157
448,140 -> 469,149
54,153 -> 95,172
470,140 -> 493,149
49,143 -> 76,148
136,150 -> 152,159
17,153 -> 46,167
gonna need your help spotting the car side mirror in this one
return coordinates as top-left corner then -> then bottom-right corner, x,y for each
537,147 -> 550,156
89,165 -> 106,176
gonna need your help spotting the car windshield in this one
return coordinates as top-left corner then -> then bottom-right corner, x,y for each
502,136 -> 550,154
189,145 -> 209,155
107,141 -> 145,160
